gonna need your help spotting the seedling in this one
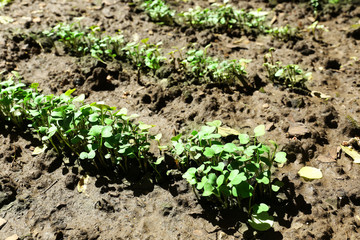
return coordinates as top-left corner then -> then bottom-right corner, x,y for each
141,0 -> 175,25
306,21 -> 329,41
173,120 -> 287,230
180,44 -> 251,87
266,25 -> 301,41
0,72 -> 155,175
263,48 -> 311,92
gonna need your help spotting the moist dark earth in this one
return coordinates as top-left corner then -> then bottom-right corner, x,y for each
1,0 -> 360,239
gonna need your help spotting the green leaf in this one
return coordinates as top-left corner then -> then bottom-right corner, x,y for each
271,180 -> 284,192
64,88 -> 76,96
204,147 -> 215,158
171,133 -> 182,141
248,212 -> 274,231
88,125 -> 102,137
212,162 -> 225,172
239,134 -> 250,144
230,172 -> 246,185
174,142 -> 184,155
224,143 -> 238,153
88,150 -> 96,159
200,126 -> 216,135
210,144 -> 223,154
216,175 -> 225,187
206,120 -> 222,128
101,126 -> 113,138
73,94 -> 85,103
203,183 -> 214,196
139,122 -> 155,130
80,152 -> 88,159
275,152 -> 287,164
254,125 -> 265,137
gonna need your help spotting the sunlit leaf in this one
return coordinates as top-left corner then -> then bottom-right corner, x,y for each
298,166 -> 323,180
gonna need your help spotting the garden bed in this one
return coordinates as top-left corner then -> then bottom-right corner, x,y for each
1,0 -> 360,239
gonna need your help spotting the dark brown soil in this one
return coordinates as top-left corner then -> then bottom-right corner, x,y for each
1,0 -> 360,239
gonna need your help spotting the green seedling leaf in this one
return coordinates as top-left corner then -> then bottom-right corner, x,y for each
154,157 -> 164,165
239,134 -> 250,144
249,212 -> 274,231
200,126 -> 216,135
275,152 -> 287,164
249,203 -> 273,231
73,94 -> 85,102
253,203 -> 270,214
88,125 -> 102,137
341,145 -> 360,164
115,108 -> 128,116
212,162 -> 225,172
204,147 -> 215,158
230,172 -> 247,185
139,122 -> 155,130
216,174 -> 225,187
210,144 -> 223,154
232,182 -> 253,198
271,180 -> 284,192
203,183 -> 214,197
80,152 -> 88,159
30,82 -> 39,90
64,88 -> 76,96
155,133 -> 162,142
206,120 -> 222,128
101,126 -> 112,138
254,125 -> 265,137
171,133 -> 182,141
224,143 -> 238,153
298,166 -> 323,180
218,127 -> 240,137
88,150 -> 96,159
174,142 -> 184,155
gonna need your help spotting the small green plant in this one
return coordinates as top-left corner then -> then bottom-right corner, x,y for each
141,0 -> 175,25
43,23 -> 125,62
266,25 -> 301,41
306,21 -> 329,40
172,120 -> 287,231
180,44 -> 251,87
263,48 -> 311,92
0,72 -> 156,175
122,38 -> 166,71
43,23 -> 165,71
179,3 -> 268,35
0,0 -> 12,8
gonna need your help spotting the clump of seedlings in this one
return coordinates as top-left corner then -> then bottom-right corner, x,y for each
180,44 -> 251,87
171,120 -> 287,231
179,3 -> 268,35
0,72 -> 156,176
141,0 -> 175,25
42,23 -> 165,72
263,48 -> 312,93
0,71 -> 289,231
138,0 -> 300,40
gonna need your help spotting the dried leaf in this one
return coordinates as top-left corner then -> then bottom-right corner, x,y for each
341,145 -> 360,164
298,166 -> 323,180
77,175 -> 89,193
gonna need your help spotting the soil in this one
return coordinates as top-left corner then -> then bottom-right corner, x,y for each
1,0 -> 360,239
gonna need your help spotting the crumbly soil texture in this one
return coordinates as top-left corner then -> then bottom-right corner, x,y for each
1,0 -> 360,239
